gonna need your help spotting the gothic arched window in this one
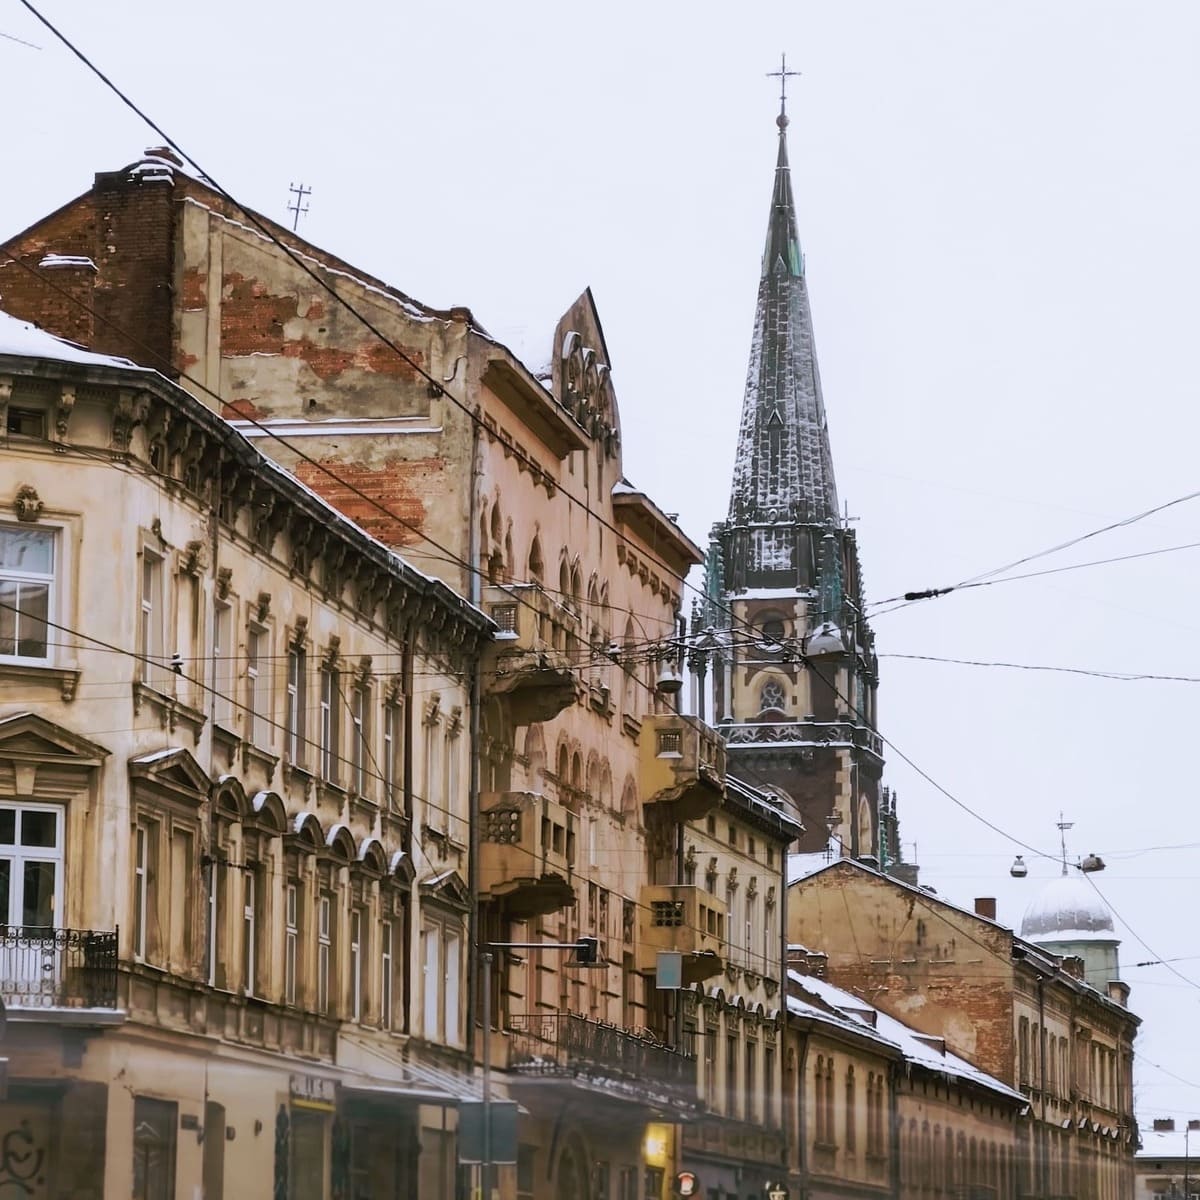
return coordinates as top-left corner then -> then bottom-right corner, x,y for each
759,678 -> 786,714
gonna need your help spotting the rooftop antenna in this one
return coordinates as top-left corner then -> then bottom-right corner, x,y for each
1056,812 -> 1074,877
287,182 -> 311,232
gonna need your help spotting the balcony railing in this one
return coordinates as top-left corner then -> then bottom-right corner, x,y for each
507,1011 -> 697,1111
722,718 -> 883,758
0,926 -> 119,1009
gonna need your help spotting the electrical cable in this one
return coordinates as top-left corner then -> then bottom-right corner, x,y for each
880,654 -> 1200,685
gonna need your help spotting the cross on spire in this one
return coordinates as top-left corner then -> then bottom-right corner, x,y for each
766,52 -> 801,123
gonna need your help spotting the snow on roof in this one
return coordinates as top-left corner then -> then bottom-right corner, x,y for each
478,311 -> 562,380
0,308 -> 148,371
788,970 -> 1025,1104
1020,874 -> 1117,944
788,843 -> 842,884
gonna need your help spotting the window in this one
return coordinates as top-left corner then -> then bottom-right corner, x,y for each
317,893 -> 333,1014
350,683 -> 369,794
319,664 -> 341,782
725,1034 -> 737,1115
133,822 -> 160,962
139,549 -> 168,688
421,920 -> 464,1047
380,920 -> 394,1030
764,1046 -> 776,1128
242,867 -> 259,996
6,407 -> 45,438
759,678 -> 786,713
133,1096 -> 177,1200
845,1066 -> 857,1151
211,602 -> 233,725
285,883 -> 299,1006
0,803 -> 63,931
745,1040 -> 757,1121
0,525 -> 54,662
382,698 -> 401,807
245,624 -> 269,745
286,646 -> 307,763
350,907 -> 366,1022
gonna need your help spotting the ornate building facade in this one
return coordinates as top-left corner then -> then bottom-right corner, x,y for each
0,311 -> 492,1198
1,148 -> 805,1198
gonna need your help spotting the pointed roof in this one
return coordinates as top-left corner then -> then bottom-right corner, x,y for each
725,104 -> 840,576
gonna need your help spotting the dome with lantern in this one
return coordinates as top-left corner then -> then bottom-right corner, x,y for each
1019,873 -> 1121,988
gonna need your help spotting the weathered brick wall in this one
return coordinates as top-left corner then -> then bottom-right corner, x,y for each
790,863 -> 1017,1083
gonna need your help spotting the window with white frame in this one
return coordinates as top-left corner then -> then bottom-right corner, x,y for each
242,867 -> 259,997
351,682 -> 369,795
319,665 -> 341,782
245,623 -> 270,746
0,525 -> 54,663
317,892 -> 333,1014
284,882 -> 299,1006
285,646 -> 307,764
206,855 -> 222,987
380,919 -> 394,1030
211,601 -> 233,725
139,548 -> 168,688
133,821 -> 160,962
421,918 -> 464,1047
349,907 -> 366,1022
0,803 -> 63,930
382,697 -> 401,808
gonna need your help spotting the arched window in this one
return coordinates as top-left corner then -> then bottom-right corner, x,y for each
620,776 -> 637,819
759,678 -> 786,714
858,796 -> 874,858
570,564 -> 583,612
504,530 -> 514,584
524,724 -> 546,786
622,617 -> 637,718
844,1067 -> 856,1152
559,558 -> 571,606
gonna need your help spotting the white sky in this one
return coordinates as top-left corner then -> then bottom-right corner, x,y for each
3,0 -> 1199,1125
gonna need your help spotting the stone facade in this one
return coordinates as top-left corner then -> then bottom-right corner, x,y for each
789,858 -> 1140,1199
0,316 -> 492,1198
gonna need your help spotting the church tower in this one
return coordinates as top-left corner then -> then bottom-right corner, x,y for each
697,77 -> 900,867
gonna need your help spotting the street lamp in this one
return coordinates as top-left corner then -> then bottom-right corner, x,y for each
478,937 -> 602,1199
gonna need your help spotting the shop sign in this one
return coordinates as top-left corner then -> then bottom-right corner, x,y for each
289,1074 -> 336,1112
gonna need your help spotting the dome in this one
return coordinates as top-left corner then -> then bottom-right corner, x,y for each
1019,874 -> 1116,944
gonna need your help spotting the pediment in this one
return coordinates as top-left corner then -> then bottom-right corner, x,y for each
129,746 -> 211,801
419,868 -> 471,911
0,712 -> 109,766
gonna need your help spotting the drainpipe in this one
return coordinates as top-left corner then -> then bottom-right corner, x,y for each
466,385 -> 484,1071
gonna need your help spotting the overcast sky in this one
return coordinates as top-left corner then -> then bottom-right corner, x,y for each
4,1 -> 1199,1124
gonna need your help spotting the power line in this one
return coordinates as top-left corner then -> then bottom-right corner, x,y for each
880,653 -> 1200,686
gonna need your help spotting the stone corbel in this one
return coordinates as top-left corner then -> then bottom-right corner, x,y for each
55,384 -> 75,442
354,655 -> 374,687
727,866 -> 739,893
289,616 -> 309,651
256,592 -> 271,623
746,876 -> 758,900
765,884 -> 777,909
215,566 -> 233,601
321,634 -> 341,671
180,539 -> 207,576
112,389 -> 150,453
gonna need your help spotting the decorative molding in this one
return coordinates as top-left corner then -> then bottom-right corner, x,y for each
321,635 -> 340,670
180,539 -> 207,576
256,591 -> 272,623
13,484 -> 43,523
288,616 -> 309,651
215,566 -> 233,601
55,384 -> 75,441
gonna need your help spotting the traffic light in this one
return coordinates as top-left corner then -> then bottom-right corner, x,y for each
573,935 -> 600,965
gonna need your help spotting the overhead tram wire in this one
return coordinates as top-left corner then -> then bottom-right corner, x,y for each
867,516 -> 1200,618
0,598 -> 726,946
2,6 -> 1120,868
880,653 -> 1200,685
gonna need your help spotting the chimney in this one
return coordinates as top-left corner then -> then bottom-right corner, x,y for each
975,897 -> 997,920
1189,1121 -> 1200,1132
1153,1119 -> 1176,1132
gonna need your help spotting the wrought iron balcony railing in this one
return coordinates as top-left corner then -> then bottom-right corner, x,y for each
0,926 -> 119,1009
507,1011 -> 697,1110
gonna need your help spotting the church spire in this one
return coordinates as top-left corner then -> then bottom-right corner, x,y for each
722,65 -> 840,591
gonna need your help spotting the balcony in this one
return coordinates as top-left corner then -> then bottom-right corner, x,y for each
482,584 -> 581,725
507,1011 -> 697,1112
638,714 -> 726,820
479,792 -> 577,919
635,885 -> 726,984
0,926 -> 119,1010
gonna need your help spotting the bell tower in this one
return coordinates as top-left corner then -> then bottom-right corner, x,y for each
696,65 -> 899,867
